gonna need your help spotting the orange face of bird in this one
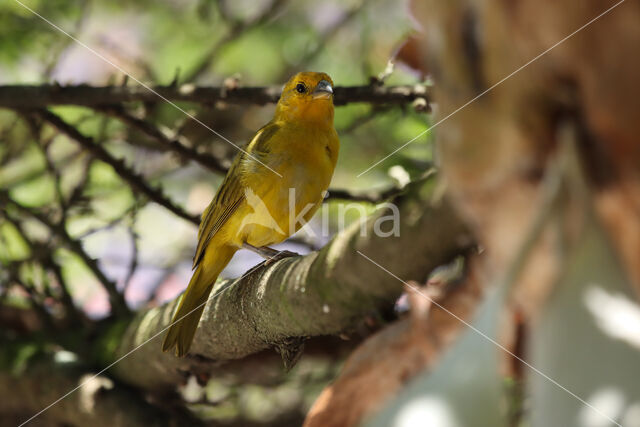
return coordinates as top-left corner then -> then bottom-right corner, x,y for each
275,72 -> 335,125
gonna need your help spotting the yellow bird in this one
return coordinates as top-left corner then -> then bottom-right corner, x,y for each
162,72 -> 339,356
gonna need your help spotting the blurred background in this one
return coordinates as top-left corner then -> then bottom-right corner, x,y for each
0,0 -> 430,315
1,0 -> 435,425
2,0 -> 640,426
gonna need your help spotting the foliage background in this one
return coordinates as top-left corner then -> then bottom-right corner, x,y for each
0,0 -> 436,424
2,1 -> 640,426
0,0 -> 429,315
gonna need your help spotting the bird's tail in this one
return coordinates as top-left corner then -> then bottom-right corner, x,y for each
162,246 -> 235,356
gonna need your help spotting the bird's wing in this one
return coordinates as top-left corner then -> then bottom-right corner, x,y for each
192,122 -> 280,269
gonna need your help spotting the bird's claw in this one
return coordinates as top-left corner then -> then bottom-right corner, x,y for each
264,250 -> 299,266
241,250 -> 300,279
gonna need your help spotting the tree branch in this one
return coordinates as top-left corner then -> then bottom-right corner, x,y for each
2,214 -> 83,323
1,191 -> 129,317
184,0 -> 289,82
36,109 -> 200,224
0,355 -> 201,427
279,2 -> 365,80
107,177 -> 472,391
101,105 -> 230,174
325,185 -> 404,203
0,84 -> 431,109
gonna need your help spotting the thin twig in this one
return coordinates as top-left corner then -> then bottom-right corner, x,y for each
43,0 -> 92,79
324,185 -> 403,203
184,0 -> 289,82
280,1 -> 365,78
337,105 -> 391,134
6,270 -> 55,331
0,190 -> 130,317
123,216 -> 139,293
1,215 -> 79,321
101,105 -> 230,173
36,109 -> 200,224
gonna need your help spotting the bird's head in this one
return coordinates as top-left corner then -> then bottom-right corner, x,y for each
275,72 -> 334,126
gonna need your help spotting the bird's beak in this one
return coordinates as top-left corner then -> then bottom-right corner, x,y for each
313,80 -> 333,99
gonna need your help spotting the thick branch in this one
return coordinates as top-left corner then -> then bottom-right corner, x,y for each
0,84 -> 431,109
109,178 -> 471,391
0,356 -> 200,427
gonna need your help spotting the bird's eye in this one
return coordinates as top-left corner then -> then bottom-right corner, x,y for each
296,83 -> 307,93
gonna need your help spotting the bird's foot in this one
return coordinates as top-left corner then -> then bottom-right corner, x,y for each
241,244 -> 299,277
243,243 -> 299,263
263,249 -> 299,266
